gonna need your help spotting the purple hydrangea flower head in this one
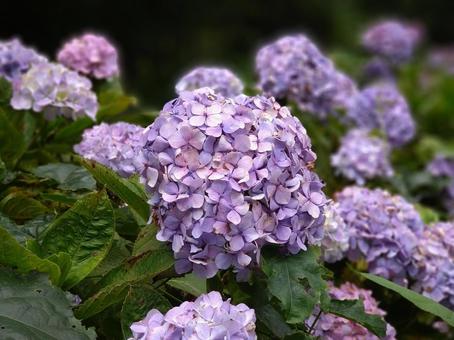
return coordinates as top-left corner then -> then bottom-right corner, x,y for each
347,83 -> 415,147
57,33 -> 119,79
307,281 -> 396,339
0,38 -> 47,82
255,34 -> 357,118
361,20 -> 422,63
331,129 -> 393,185
141,88 -> 327,279
427,155 -> 454,178
335,186 -> 423,286
128,291 -> 257,339
321,202 -> 349,263
428,47 -> 454,75
362,57 -> 394,82
175,67 -> 244,98
74,122 -> 145,177
10,62 -> 98,120
412,222 -> 454,309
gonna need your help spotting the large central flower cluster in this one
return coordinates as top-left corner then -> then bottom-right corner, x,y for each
331,128 -> 393,185
128,291 -> 256,339
347,83 -> 415,147
255,34 -> 357,118
361,20 -> 422,63
413,222 -> 454,309
0,39 -> 47,82
10,62 -> 98,120
175,66 -> 244,98
307,282 -> 396,339
141,88 -> 327,279
335,186 -> 423,286
74,122 -> 145,177
321,202 -> 350,263
57,33 -> 119,79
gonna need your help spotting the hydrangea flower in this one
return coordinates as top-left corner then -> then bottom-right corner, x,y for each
331,129 -> 393,185
321,202 -> 349,263
361,20 -> 422,63
335,186 -> 423,286
412,222 -> 454,309
362,57 -> 394,82
0,38 -> 47,82
428,47 -> 454,75
427,155 -> 454,178
57,33 -> 119,79
128,291 -> 256,339
347,83 -> 415,147
175,67 -> 244,98
255,34 -> 357,118
74,122 -> 145,177
141,88 -> 327,279
307,282 -> 396,339
10,62 -> 98,120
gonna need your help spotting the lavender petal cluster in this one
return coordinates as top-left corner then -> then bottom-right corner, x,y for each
176,67 -> 244,98
307,282 -> 396,339
141,88 -> 327,279
0,38 -> 47,82
361,20 -> 422,63
10,62 -> 98,120
347,83 -> 415,147
255,34 -> 357,118
321,202 -> 350,263
57,33 -> 119,79
428,47 -> 454,75
128,291 -> 256,339
74,122 -> 145,177
331,129 -> 393,185
412,222 -> 454,309
335,186 -> 424,286
427,155 -> 454,216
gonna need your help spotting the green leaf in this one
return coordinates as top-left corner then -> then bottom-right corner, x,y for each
361,272 -> 454,327
0,267 -> 96,340
47,252 -> 73,286
0,226 -> 61,285
0,108 -> 27,167
96,79 -> 137,120
262,246 -> 327,324
255,304 -> 294,338
79,158 -> 149,225
40,191 -> 115,289
321,298 -> 386,338
167,273 -> 207,297
132,224 -> 163,256
54,117 -> 93,143
0,77 -> 12,103
33,163 -> 96,191
0,192 -> 48,221
0,212 -> 28,244
120,284 -> 171,339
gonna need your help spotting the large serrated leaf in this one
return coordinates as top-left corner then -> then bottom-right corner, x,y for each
33,163 -> 96,191
0,268 -> 96,340
0,212 -> 28,244
167,273 -> 207,297
132,224 -> 163,256
0,192 -> 48,221
40,191 -> 115,289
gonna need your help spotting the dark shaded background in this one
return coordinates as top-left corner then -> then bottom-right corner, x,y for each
3,0 -> 454,107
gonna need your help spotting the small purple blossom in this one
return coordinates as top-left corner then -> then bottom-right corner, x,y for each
307,282 -> 396,339
74,122 -> 145,177
0,38 -> 47,82
335,186 -> 424,286
321,202 -> 349,263
427,155 -> 454,178
141,88 -> 327,279
10,62 -> 98,120
255,34 -> 357,118
128,291 -> 256,339
347,83 -> 415,147
176,67 -> 244,98
331,129 -> 393,185
361,20 -> 422,63
428,47 -> 454,75
57,33 -> 119,79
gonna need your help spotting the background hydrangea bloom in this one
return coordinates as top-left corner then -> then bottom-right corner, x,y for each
175,66 -> 244,98
428,47 -> 454,75
331,129 -> 393,185
128,291 -> 256,339
361,20 -> 422,63
57,33 -> 119,79
0,38 -> 47,82
307,282 -> 396,339
74,122 -> 145,177
427,155 -> 454,216
412,222 -> 454,309
255,34 -> 357,118
141,88 -> 327,279
347,83 -> 415,147
335,186 -> 423,286
10,62 -> 98,120
321,202 -> 349,263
